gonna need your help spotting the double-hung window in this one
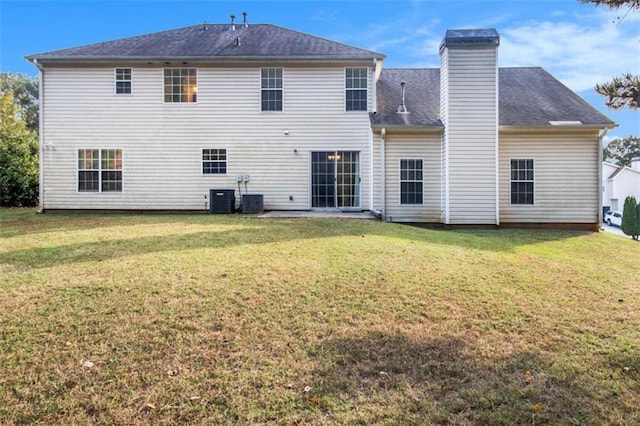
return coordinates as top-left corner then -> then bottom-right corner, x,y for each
164,68 -> 197,103
400,159 -> 423,204
78,149 -> 122,192
345,67 -> 368,111
202,149 -> 227,174
115,68 -> 132,94
261,68 -> 283,111
510,159 -> 534,205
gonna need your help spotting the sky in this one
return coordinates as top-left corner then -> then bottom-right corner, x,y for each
1,0 -> 638,140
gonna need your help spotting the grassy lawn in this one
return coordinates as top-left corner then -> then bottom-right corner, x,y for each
1,209 -> 638,425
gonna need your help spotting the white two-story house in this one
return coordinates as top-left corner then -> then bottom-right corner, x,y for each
27,18 -> 616,229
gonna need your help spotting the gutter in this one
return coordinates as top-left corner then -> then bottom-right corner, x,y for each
371,124 -> 444,132
25,55 -> 386,63
499,124 -> 616,132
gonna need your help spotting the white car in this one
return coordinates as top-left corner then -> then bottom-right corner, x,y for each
604,210 -> 623,227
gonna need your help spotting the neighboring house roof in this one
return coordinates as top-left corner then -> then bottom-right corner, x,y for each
608,166 -> 626,179
25,24 -> 385,61
371,67 -> 615,128
604,161 -> 640,180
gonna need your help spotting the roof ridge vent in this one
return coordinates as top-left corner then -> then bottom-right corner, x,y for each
230,14 -> 236,31
242,12 -> 248,28
397,81 -> 409,114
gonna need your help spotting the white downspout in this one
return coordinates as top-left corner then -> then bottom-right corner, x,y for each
381,127 -> 386,221
598,128 -> 608,227
32,58 -> 45,213
494,49 -> 500,226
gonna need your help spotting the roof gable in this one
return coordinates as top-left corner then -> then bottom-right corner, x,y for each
26,24 -> 385,61
606,163 -> 640,180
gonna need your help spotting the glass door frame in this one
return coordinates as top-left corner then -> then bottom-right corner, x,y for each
310,150 -> 361,211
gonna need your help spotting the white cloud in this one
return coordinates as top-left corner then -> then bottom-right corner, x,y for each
499,12 -> 640,94
322,3 -> 639,97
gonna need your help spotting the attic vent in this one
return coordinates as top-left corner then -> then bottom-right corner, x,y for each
230,14 -> 236,31
242,12 -> 248,28
549,120 -> 582,125
397,81 -> 408,113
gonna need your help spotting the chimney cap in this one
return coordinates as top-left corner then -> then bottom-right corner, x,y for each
440,28 -> 499,50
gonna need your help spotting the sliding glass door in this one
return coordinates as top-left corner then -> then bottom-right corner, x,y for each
311,151 -> 360,209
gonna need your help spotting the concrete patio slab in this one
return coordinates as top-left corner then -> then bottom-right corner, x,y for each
256,211 -> 377,220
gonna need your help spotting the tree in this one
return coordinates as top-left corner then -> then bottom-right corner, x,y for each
578,0 -> 640,110
595,73 -> 639,110
0,91 -> 39,206
621,196 -> 639,240
604,136 -> 640,166
579,0 -> 640,9
0,73 -> 39,132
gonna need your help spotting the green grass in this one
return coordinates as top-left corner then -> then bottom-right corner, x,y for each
1,208 -> 638,425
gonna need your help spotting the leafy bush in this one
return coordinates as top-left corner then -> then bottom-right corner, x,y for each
621,196 -> 639,240
0,91 -> 39,207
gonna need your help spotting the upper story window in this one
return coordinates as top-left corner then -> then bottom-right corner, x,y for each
115,68 -> 132,94
510,159 -> 534,205
78,149 -> 122,192
261,68 -> 283,111
345,67 -> 368,111
400,159 -> 423,204
202,149 -> 227,174
164,68 -> 197,103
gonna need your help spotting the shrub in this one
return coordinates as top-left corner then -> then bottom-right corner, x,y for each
621,196 -> 639,240
0,91 -> 39,207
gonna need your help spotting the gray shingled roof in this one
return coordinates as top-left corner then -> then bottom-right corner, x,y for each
371,67 -> 615,128
371,69 -> 443,128
26,24 -> 385,61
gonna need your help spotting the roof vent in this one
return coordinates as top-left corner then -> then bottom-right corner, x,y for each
549,120 -> 582,125
397,81 -> 408,113
242,12 -> 248,28
230,14 -> 236,31
235,37 -> 241,47
202,21 -> 208,31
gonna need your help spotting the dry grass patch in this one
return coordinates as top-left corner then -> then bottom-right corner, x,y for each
1,209 -> 638,425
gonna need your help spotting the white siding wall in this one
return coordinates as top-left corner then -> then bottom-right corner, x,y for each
41,65 -> 373,210
384,133 -> 442,222
499,131 -> 601,223
602,162 -> 618,210
603,163 -> 640,211
440,47 -> 498,224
